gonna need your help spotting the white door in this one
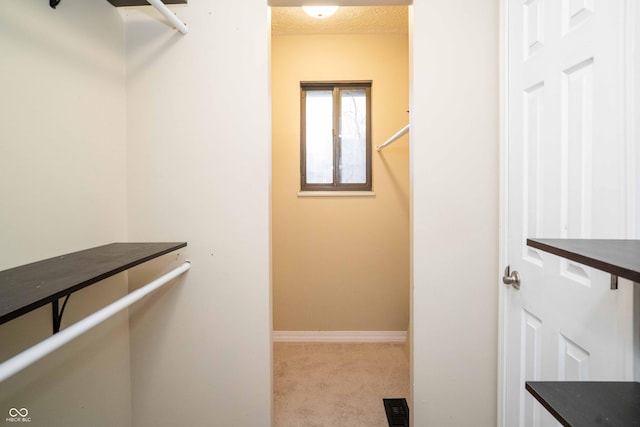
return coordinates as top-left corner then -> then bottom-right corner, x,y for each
503,0 -> 634,425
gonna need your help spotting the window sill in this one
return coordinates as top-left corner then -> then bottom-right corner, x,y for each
297,191 -> 376,198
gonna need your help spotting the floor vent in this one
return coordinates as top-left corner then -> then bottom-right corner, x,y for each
383,398 -> 409,427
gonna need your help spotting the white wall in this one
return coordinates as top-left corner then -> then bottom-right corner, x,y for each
635,1 -> 640,240
411,1 -> 499,425
123,2 -> 498,425
0,1 -> 130,426
124,1 -> 272,425
0,1 -> 501,425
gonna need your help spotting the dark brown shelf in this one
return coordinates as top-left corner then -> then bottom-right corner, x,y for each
524,239 -> 640,425
526,239 -> 640,283
526,381 -> 640,427
0,242 -> 186,325
106,0 -> 186,7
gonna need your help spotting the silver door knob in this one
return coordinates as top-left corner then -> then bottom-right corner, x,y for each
502,266 -> 521,290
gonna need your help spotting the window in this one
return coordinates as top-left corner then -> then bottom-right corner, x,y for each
300,81 -> 372,191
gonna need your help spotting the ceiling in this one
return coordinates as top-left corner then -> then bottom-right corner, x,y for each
271,6 -> 408,35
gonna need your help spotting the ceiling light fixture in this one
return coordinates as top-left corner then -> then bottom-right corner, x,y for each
302,6 -> 339,19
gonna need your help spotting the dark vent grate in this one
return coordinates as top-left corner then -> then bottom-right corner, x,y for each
383,398 -> 409,427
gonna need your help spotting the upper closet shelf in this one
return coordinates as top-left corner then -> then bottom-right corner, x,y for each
526,239 -> 640,288
106,0 -> 185,6
108,0 -> 188,34
0,242 -> 186,328
48,0 -> 188,34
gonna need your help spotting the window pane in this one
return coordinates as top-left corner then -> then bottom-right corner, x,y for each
305,90 -> 334,184
339,89 -> 367,184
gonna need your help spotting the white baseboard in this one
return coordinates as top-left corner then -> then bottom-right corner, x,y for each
272,330 -> 407,343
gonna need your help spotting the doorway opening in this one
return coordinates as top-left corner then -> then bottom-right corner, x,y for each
270,5 -> 411,425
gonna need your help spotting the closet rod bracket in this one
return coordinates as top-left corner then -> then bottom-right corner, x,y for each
51,294 -> 71,334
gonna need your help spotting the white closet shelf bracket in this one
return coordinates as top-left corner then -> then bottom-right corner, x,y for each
377,124 -> 409,152
147,0 -> 189,34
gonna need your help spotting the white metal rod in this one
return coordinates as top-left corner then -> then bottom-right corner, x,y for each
147,0 -> 189,35
376,124 -> 410,152
0,261 -> 191,383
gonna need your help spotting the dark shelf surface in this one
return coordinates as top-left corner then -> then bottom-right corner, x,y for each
0,242 -> 186,325
527,239 -> 640,283
106,0 -> 186,7
526,381 -> 640,427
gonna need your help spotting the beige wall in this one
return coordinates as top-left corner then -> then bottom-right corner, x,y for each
411,1 -> 499,425
272,32 -> 410,332
124,1 -> 272,425
0,1 -> 130,426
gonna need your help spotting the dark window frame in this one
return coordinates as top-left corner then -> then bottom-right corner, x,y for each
300,81 -> 372,191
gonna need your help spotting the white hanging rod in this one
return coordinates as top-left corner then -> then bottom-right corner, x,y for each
0,261 -> 191,383
376,124 -> 410,152
147,0 -> 189,34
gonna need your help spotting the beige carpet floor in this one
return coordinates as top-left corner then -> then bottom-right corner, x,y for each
273,343 -> 409,427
